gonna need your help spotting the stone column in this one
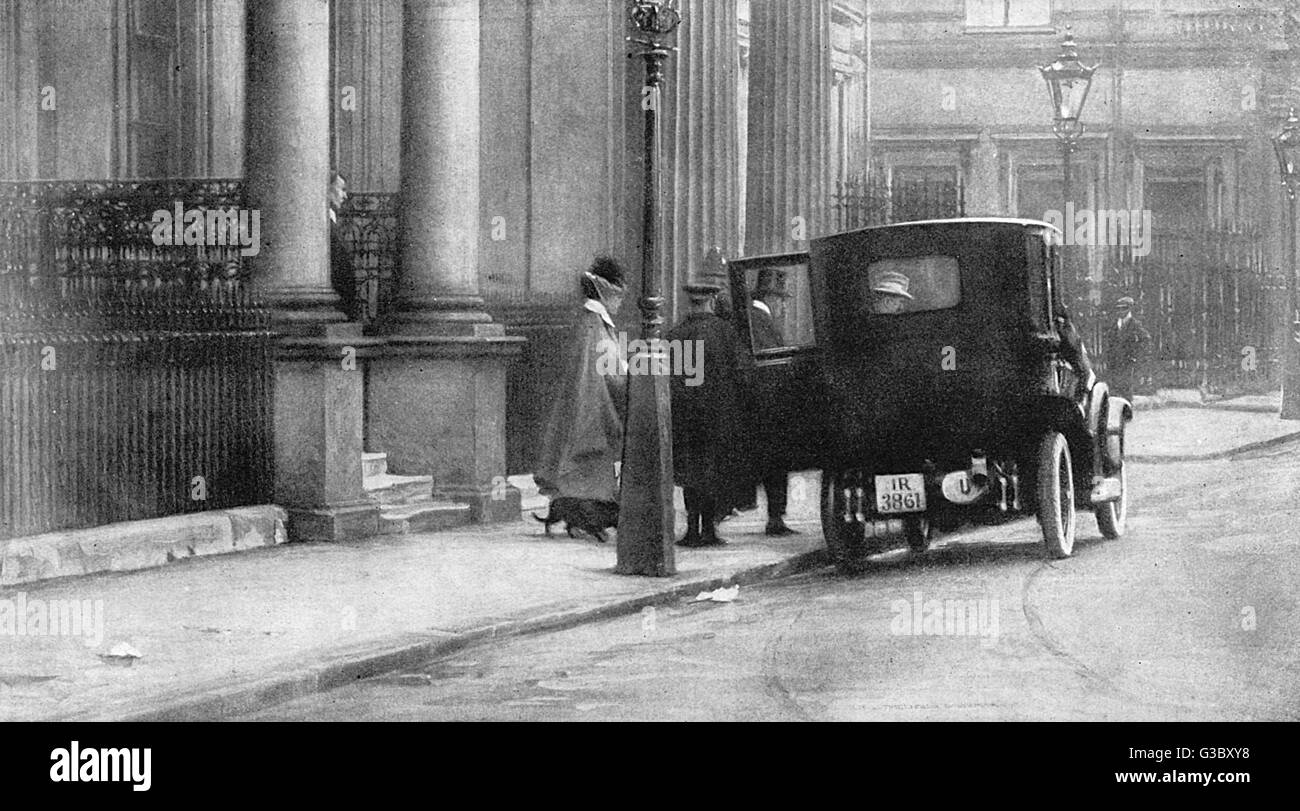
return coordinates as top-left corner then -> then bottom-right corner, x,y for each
666,0 -> 740,303
246,0 -> 379,541
367,0 -> 524,522
966,129 -> 1003,216
744,0 -> 832,255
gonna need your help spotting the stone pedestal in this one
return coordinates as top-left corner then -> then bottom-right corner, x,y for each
366,337 -> 524,522
274,326 -> 383,541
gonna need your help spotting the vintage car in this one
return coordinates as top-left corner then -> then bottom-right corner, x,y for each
726,218 -> 1132,572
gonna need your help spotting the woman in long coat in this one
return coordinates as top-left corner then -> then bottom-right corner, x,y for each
534,257 -> 628,515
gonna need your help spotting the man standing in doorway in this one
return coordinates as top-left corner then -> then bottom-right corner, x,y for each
1104,296 -> 1150,403
328,171 -> 361,321
746,269 -> 798,537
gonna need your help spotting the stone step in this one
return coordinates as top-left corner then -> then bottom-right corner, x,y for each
363,452 -> 388,478
377,501 -> 472,535
363,473 -> 433,505
508,474 -> 549,513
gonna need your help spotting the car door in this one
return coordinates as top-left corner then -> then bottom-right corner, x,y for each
726,252 -> 831,474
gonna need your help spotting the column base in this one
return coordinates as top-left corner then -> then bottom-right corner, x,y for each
377,298 -> 505,338
287,500 -> 380,543
434,483 -> 523,524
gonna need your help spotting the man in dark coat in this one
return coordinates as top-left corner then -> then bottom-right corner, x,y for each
666,282 -> 749,547
746,269 -> 798,537
328,171 -> 361,321
1104,296 -> 1150,402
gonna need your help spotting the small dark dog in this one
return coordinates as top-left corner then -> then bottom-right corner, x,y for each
533,498 -> 619,543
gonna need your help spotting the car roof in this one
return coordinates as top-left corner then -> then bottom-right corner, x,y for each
824,217 -> 1064,238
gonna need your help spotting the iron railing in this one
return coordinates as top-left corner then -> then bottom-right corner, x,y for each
1092,228 -> 1283,395
0,179 -> 272,540
830,172 -> 966,232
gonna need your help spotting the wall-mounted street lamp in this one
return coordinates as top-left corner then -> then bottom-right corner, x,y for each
1272,108 -> 1300,420
617,0 -> 682,576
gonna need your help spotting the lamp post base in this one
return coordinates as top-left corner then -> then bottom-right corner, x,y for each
615,357 -> 676,577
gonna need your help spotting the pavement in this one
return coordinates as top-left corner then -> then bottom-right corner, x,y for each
1,389 -> 1296,721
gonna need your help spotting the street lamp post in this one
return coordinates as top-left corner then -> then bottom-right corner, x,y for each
617,0 -> 681,576
1039,29 -> 1099,298
1272,108 -> 1300,420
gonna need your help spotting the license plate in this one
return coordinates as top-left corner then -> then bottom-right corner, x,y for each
875,474 -> 927,514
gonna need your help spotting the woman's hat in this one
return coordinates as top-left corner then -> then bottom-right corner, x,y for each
588,256 -> 627,289
871,270 -> 913,299
1116,296 -> 1135,309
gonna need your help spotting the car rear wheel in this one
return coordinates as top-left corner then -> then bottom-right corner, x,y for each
1036,431 -> 1076,559
820,470 -> 873,574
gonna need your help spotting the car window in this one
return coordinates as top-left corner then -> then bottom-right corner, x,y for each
743,262 -> 816,353
859,255 -> 960,316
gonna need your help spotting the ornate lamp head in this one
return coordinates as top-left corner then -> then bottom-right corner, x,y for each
629,0 -> 682,37
1039,28 -> 1099,147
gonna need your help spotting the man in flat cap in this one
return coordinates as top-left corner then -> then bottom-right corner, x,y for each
665,281 -> 749,547
1104,296 -> 1150,402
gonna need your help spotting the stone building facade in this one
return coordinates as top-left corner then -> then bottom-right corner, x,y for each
0,0 -> 869,545
866,0 -> 1300,389
9,0 -> 1285,550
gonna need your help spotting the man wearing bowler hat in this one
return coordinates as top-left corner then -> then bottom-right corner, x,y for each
1104,296 -> 1150,402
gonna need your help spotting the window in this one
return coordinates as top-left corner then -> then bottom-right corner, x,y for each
858,256 -> 961,317
744,263 -> 816,353
965,0 -> 1051,28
